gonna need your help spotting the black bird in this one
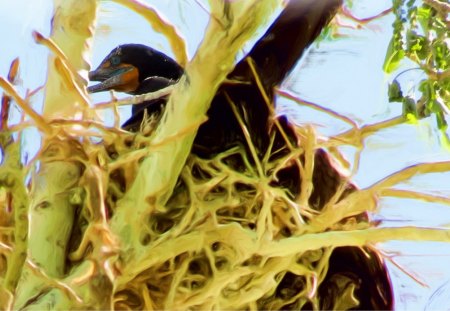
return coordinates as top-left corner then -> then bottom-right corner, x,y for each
88,1 -> 341,158
88,44 -> 183,128
89,0 -> 393,309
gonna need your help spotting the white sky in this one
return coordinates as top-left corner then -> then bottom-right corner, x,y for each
1,0 -> 450,309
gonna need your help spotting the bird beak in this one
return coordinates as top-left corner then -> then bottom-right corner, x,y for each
87,65 -> 136,93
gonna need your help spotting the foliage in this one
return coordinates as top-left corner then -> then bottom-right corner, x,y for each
384,0 -> 450,135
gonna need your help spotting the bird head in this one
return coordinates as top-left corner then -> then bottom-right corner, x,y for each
88,44 -> 183,94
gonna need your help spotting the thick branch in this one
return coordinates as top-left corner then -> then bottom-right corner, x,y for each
111,0 -> 281,256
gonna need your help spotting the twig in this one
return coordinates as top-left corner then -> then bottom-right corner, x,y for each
54,58 -> 91,110
225,93 -> 264,178
1,58 -> 19,131
435,98 -> 450,115
0,78 -> 52,135
108,116 -> 206,171
423,0 -> 450,13
341,6 -> 393,24
382,252 -> 429,288
0,241 -> 13,253
33,32 -> 81,84
49,119 -> 125,135
25,85 -> 45,99
276,88 -> 358,130
248,59 -> 295,152
380,188 -> 450,205
371,161 -> 450,191
33,32 -> 91,110
259,227 -> 450,258
328,116 -> 404,146
112,0 -> 188,66
24,258 -> 84,304
94,84 -> 175,109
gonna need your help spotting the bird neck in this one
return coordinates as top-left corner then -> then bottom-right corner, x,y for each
138,52 -> 184,84
133,76 -> 178,95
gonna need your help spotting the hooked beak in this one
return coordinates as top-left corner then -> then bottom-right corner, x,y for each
87,65 -> 135,93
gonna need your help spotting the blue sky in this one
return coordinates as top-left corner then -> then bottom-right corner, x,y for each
1,0 -> 450,309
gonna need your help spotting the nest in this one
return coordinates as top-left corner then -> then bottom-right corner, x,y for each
2,1 -> 449,310
46,107 -> 387,310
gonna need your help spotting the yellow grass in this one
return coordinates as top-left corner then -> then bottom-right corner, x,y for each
0,0 -> 449,310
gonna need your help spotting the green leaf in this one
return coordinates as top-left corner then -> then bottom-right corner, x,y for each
383,38 -> 405,73
402,96 -> 418,119
433,41 -> 449,70
416,6 -> 431,32
406,31 -> 428,60
418,80 -> 433,117
417,6 -> 431,19
439,131 -> 450,150
432,16 -> 447,31
419,79 -> 430,97
435,111 -> 448,130
388,80 -> 404,102
345,0 -> 354,9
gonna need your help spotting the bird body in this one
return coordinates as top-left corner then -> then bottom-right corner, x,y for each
88,0 -> 393,309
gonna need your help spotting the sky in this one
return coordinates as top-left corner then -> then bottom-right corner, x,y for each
1,0 -> 450,309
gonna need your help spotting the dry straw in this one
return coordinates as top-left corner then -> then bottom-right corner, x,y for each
0,0 -> 449,310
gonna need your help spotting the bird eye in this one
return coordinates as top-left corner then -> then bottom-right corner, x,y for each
111,56 -> 120,65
